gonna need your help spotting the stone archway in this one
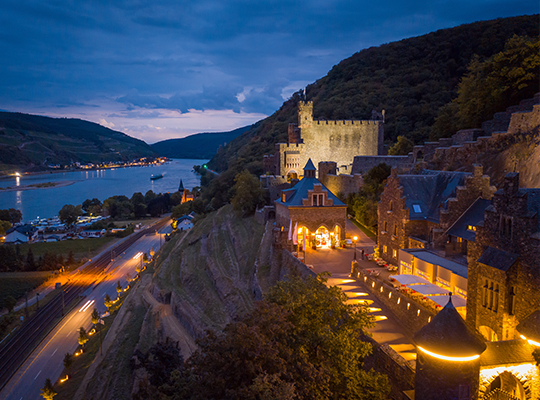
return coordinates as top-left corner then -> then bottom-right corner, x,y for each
479,325 -> 498,342
484,371 -> 526,399
286,170 -> 298,182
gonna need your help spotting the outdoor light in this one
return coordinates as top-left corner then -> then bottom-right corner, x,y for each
520,334 -> 540,347
417,346 -> 480,362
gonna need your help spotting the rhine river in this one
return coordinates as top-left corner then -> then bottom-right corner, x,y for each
0,159 -> 206,222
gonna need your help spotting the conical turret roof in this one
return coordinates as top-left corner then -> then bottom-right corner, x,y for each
414,295 -> 486,358
303,159 -> 316,171
179,179 -> 184,192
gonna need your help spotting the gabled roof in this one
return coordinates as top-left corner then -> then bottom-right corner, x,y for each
398,170 -> 469,223
275,177 -> 345,207
477,246 -> 519,271
446,198 -> 491,242
414,296 -> 486,358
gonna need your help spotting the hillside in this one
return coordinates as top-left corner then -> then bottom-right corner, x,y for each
208,15 -> 539,175
0,112 -> 158,173
151,125 -> 251,159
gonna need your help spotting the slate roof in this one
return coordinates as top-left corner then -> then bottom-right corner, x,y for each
398,170 -> 470,223
401,249 -> 468,278
516,310 -> 540,343
446,198 -> 491,242
480,340 -> 535,366
275,176 -> 345,207
524,189 -> 540,232
304,159 -> 316,171
477,246 -> 519,272
414,296 -> 486,358
178,179 -> 184,191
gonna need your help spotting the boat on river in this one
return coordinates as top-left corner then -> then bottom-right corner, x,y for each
150,173 -> 163,180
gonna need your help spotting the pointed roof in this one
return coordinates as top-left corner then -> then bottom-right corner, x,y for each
414,295 -> 486,358
178,179 -> 184,192
303,159 -> 316,171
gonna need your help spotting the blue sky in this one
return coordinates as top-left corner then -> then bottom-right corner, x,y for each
0,0 -> 537,143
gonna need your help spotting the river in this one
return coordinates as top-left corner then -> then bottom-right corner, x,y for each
0,159 -> 206,222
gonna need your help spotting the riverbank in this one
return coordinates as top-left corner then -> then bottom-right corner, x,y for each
0,180 -> 78,192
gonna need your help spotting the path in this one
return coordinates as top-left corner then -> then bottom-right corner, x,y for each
307,219 -> 416,362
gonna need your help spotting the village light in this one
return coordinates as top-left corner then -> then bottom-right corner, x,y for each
417,346 -> 480,362
353,235 -> 358,260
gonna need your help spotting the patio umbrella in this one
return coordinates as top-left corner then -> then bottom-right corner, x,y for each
427,294 -> 467,308
390,274 -> 430,286
409,284 -> 450,295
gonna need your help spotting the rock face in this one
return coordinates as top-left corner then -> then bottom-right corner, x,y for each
153,205 -> 266,339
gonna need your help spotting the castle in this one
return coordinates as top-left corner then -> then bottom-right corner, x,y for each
264,101 -> 384,180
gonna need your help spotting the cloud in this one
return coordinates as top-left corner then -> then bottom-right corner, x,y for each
0,0 -> 537,141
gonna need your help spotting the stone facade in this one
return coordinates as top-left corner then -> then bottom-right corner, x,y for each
466,172 -> 540,343
377,165 -> 496,265
270,101 -> 383,178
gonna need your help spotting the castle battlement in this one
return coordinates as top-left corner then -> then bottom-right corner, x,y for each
268,101 -> 384,178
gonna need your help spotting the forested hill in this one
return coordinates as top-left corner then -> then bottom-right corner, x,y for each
0,112 -> 158,172
208,14 -> 539,174
151,125 -> 251,159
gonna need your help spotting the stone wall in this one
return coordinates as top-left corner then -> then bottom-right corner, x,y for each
278,249 -> 316,280
353,266 -> 434,335
351,155 -> 413,175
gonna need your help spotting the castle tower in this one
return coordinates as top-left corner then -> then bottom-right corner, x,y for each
414,296 -> 487,400
298,101 -> 313,128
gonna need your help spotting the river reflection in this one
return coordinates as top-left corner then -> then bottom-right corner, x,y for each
0,159 -> 206,222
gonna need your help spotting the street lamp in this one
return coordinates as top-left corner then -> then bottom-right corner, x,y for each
353,236 -> 358,260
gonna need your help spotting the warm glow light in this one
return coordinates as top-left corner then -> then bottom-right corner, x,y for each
133,252 -> 143,260
355,292 -> 368,296
375,315 -> 388,321
418,346 -> 480,362
521,334 -> 540,347
368,307 -> 381,312
341,279 -> 354,283
353,236 -> 358,241
60,375 -> 69,383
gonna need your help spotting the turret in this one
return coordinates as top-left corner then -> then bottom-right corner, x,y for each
303,159 -> 316,179
414,295 -> 487,400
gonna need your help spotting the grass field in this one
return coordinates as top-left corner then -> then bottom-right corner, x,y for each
349,217 -> 377,241
15,236 -> 117,261
0,271 -> 53,310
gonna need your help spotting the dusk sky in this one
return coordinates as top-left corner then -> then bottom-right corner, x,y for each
0,1 -> 537,144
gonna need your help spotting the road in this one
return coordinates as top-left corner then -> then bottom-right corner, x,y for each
1,226 -> 168,400
306,219 -> 417,362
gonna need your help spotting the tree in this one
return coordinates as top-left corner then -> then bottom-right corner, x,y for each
91,308 -> 100,325
40,378 -> 57,400
231,170 -> 264,216
104,293 -> 112,310
0,220 -> 11,235
67,250 -> 75,266
5,295 -> 16,313
25,248 -> 36,271
169,274 -> 389,399
82,198 -> 102,215
63,352 -> 73,373
58,204 -> 82,229
8,208 -> 22,224
116,281 -> 123,295
78,327 -> 89,347
388,135 -> 414,155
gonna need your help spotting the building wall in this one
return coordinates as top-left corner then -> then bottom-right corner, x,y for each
274,101 -> 383,176
351,155 -> 413,175
466,173 -> 540,342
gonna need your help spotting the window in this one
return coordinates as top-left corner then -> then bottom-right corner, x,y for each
412,204 -> 421,213
312,194 -> 324,206
393,225 -> 398,236
467,225 -> 476,231
389,201 -> 393,212
393,249 -> 397,258
500,216 -> 513,238
383,245 -> 387,254
509,286 -> 516,315
383,222 -> 388,232
483,278 -> 500,313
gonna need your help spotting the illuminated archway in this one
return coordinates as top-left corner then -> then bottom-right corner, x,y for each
286,170 -> 298,182
479,325 -> 498,342
315,226 -> 331,248
485,371 -> 526,399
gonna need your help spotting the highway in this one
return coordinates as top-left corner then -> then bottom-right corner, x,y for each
0,219 -> 171,400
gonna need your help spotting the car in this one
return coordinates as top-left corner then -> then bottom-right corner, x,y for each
345,239 -> 353,247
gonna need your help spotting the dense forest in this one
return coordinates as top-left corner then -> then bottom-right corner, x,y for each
208,15 -> 539,176
151,125 -> 251,159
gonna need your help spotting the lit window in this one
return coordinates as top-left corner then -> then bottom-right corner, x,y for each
393,249 -> 397,258
412,204 -> 421,213
383,245 -> 387,254
467,225 -> 476,231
